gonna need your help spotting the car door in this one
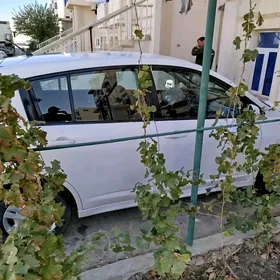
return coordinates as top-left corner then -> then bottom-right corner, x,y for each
150,66 -> 254,197
28,66 -> 157,216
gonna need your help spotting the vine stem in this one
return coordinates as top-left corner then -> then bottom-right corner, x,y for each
220,0 -> 257,277
133,0 -> 143,64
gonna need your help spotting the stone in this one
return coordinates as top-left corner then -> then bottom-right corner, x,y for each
127,272 -> 143,280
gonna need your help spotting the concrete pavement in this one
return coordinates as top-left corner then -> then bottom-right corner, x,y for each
64,193 -> 262,272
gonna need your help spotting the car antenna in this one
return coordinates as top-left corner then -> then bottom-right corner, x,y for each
6,39 -> 33,57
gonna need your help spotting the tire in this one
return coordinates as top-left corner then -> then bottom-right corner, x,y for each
0,194 -> 72,240
0,202 -> 9,241
54,194 -> 72,235
254,172 -> 270,195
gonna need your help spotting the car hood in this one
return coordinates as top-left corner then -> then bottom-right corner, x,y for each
257,98 -> 280,112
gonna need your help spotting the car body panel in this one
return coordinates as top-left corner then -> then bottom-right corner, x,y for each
1,52 -> 280,219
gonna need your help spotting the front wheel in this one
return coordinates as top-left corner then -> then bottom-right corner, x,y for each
0,194 -> 72,240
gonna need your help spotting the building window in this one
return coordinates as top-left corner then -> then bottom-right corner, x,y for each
258,32 -> 280,48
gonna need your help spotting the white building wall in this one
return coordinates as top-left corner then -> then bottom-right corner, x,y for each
169,0 -> 208,62
157,0 -> 225,69
50,0 -> 72,32
57,0 -> 72,19
216,0 -> 240,82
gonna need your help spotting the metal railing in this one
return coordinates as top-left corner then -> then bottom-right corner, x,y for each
33,0 -> 153,55
33,118 -> 280,152
37,27 -> 74,49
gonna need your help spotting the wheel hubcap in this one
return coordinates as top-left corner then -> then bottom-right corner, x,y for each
3,206 -> 23,234
2,206 -> 58,235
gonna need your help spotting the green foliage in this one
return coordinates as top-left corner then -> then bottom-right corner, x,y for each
209,1 -> 280,247
27,40 -> 40,52
242,49 -> 259,63
134,29 -> 144,40
132,1 -> 280,278
0,74 -> 105,279
12,2 -> 59,44
233,36 -> 241,50
131,66 -> 155,131
0,2 -> 278,279
132,66 -> 193,279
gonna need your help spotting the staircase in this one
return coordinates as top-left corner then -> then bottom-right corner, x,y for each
33,0 -> 153,55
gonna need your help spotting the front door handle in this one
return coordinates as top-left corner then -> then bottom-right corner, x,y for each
48,137 -> 76,147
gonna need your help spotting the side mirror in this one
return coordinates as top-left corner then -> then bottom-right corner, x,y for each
249,104 -> 261,115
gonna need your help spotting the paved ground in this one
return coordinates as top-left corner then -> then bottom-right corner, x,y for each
63,193 -> 247,272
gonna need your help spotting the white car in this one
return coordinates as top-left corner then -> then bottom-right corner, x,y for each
0,52 -> 279,236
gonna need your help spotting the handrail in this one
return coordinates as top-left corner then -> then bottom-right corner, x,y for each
38,27 -> 74,49
33,117 -> 280,152
33,0 -> 148,55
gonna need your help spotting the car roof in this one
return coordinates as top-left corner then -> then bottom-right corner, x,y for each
0,51 -> 234,85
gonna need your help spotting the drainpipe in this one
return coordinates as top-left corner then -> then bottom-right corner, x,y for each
127,0 -> 133,40
214,4 -> 225,71
89,26 -> 93,52
151,0 -> 163,54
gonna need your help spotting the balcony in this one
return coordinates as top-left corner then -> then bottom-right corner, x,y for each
66,0 -> 93,9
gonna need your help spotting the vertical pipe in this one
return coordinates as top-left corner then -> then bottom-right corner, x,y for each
145,1 -> 148,38
89,27 -> 93,52
127,0 -> 133,40
186,0 -> 217,247
113,17 -> 116,47
140,3 -> 143,35
106,22 -> 109,50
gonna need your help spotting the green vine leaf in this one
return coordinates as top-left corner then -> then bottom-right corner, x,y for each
242,49 -> 259,63
233,36 -> 242,50
256,12 -> 264,26
134,29 -> 144,39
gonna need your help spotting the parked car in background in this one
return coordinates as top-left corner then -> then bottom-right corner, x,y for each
0,21 -> 15,57
0,50 -> 7,59
0,51 -> 279,236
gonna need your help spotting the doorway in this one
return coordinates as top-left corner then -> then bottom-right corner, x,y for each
251,32 -> 280,96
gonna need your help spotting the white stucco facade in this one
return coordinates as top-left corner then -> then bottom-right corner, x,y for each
51,0 -> 73,31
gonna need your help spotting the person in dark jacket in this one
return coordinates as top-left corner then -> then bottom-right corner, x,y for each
191,37 -> 215,68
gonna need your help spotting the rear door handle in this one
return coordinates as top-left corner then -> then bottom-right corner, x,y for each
48,137 -> 76,147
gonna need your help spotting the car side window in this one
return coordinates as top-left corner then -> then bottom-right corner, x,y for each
206,80 -> 236,118
31,76 -> 72,123
152,69 -> 201,119
71,69 -> 141,122
151,68 -> 235,120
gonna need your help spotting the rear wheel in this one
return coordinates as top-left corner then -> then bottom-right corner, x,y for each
254,172 -> 270,195
0,194 -> 72,240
